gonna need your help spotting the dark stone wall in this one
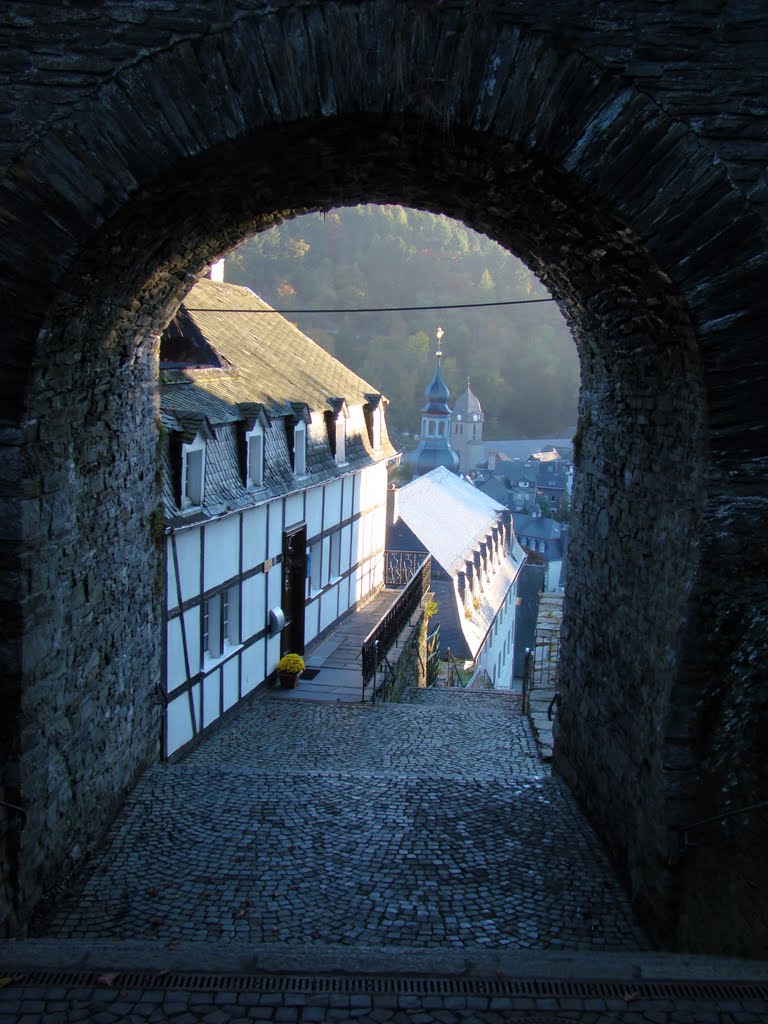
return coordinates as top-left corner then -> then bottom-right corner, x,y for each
0,2 -> 765,955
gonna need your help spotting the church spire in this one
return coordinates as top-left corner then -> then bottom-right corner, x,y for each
412,326 -> 459,476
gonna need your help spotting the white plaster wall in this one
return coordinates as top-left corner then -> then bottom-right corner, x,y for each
320,587 -> 338,632
340,524 -> 352,574
267,499 -> 284,557
266,564 -> 281,613
338,575 -> 350,613
285,492 -> 304,528
306,485 -> 323,537
371,504 -> 386,553
223,658 -> 239,711
267,632 -> 281,672
243,505 -> 267,568
323,479 -> 342,531
305,599 -> 320,643
203,670 -> 220,728
361,511 -> 372,557
350,519 -> 360,567
166,607 -> 200,692
242,638 -> 265,695
203,515 -> 240,591
342,475 -> 353,520
166,528 -> 201,610
166,692 -> 194,755
242,573 -> 266,643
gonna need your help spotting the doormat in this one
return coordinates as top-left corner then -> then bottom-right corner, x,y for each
302,668 -> 321,679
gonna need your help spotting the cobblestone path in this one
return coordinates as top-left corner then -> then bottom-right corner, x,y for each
33,689 -> 647,953
8,689 -> 768,1020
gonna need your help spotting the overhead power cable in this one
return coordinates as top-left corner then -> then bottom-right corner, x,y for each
184,297 -> 557,314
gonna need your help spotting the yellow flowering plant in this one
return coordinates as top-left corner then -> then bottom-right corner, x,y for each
277,653 -> 305,674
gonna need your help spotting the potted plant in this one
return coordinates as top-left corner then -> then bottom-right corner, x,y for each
277,653 -> 305,689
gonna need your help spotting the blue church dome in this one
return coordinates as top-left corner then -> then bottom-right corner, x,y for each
421,364 -> 451,415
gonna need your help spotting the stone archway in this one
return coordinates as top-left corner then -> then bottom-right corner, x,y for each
1,3 -> 766,956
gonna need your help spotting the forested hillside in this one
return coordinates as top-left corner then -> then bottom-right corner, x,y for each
226,205 -> 580,438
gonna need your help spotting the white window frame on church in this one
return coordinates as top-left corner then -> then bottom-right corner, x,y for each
181,434 -> 206,512
246,423 -> 265,489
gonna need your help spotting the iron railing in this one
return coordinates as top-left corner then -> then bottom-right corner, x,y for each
384,550 -> 428,587
362,553 -> 431,691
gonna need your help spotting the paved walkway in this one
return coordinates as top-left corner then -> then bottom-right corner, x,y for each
4,688 -> 766,1022
29,689 -> 645,952
271,589 -> 402,703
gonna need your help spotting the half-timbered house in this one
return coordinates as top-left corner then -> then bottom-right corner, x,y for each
159,275 -> 397,757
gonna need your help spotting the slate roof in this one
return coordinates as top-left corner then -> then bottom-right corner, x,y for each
475,476 -> 513,506
390,466 -> 526,660
453,382 -> 484,421
159,277 -> 397,524
512,514 -> 562,541
471,438 -> 575,464
161,278 -> 388,415
395,466 -> 507,575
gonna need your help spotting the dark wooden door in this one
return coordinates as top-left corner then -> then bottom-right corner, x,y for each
281,524 -> 307,656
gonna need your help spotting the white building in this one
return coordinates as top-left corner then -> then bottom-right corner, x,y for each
386,466 -> 526,689
160,276 -> 397,758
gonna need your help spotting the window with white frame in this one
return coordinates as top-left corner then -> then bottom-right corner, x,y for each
202,584 -> 240,662
329,530 -> 341,580
293,421 -> 307,477
182,436 -> 205,511
246,424 -> 264,489
309,540 -> 322,594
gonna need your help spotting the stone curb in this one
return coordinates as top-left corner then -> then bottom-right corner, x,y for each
2,939 -> 768,982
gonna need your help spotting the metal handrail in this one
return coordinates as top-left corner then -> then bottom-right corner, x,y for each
384,550 -> 428,587
465,665 -> 494,690
362,554 -> 432,695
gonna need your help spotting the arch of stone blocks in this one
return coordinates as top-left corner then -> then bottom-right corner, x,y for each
1,3 -> 766,955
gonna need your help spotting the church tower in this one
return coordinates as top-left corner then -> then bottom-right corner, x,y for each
413,327 -> 460,477
452,378 -> 484,470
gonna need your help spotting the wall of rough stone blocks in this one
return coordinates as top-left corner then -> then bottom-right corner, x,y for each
378,607 -> 429,703
0,1 -> 766,954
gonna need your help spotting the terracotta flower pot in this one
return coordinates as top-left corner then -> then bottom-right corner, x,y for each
279,671 -> 300,689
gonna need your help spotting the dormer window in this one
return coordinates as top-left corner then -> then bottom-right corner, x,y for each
293,421 -> 307,477
285,403 -> 310,478
237,403 -> 270,492
247,424 -> 264,489
334,417 -> 346,466
181,434 -> 206,511
326,397 -> 349,467
364,394 -> 383,452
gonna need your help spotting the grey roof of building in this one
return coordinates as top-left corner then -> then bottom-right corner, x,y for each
414,437 -> 460,476
453,382 -> 484,421
472,438 -> 575,464
392,467 -> 526,661
395,466 -> 507,575
161,278 -> 390,416
512,515 -> 563,541
475,476 -> 512,506
159,278 -> 397,524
